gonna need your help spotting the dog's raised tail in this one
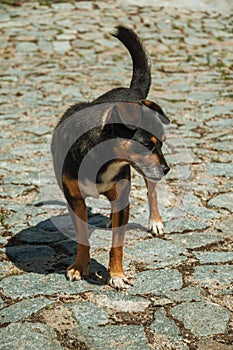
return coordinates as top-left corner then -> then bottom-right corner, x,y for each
111,25 -> 151,99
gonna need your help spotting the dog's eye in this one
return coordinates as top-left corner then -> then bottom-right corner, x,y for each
143,141 -> 153,149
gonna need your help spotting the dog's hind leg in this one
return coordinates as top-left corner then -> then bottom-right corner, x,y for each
144,178 -> 164,235
62,175 -> 90,281
105,179 -> 130,290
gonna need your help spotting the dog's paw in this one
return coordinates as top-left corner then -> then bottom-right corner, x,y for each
66,262 -> 89,281
108,276 -> 129,290
148,219 -> 164,236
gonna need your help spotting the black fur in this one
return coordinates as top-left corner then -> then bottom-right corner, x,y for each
111,25 -> 151,98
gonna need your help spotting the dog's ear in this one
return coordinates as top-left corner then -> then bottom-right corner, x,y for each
111,102 -> 142,130
142,99 -> 170,125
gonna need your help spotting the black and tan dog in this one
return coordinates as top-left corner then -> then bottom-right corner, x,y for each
52,26 -> 170,289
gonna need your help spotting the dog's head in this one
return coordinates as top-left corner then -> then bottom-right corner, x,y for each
112,100 -> 170,181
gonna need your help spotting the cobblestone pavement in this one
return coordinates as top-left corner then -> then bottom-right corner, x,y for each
0,1 -> 233,349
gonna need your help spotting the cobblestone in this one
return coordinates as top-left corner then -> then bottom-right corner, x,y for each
170,302 -> 231,337
194,265 -> 233,286
130,269 -> 183,295
149,307 -> 181,337
0,296 -> 52,324
1,322 -> 63,350
0,1 -> 232,349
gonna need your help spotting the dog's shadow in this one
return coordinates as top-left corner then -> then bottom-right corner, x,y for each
5,204 -> 145,286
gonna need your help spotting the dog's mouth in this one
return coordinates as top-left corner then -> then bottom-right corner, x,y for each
131,162 -> 165,181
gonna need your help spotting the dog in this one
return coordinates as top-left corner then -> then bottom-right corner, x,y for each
51,26 -> 170,290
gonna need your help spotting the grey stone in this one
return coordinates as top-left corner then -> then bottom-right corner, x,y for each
13,35 -> 38,43
150,307 -> 180,337
151,297 -> 173,306
0,12 -> 10,22
55,239 -> 76,255
16,42 -> 38,52
52,2 -> 75,10
92,291 -> 150,312
71,301 -> 108,328
185,36 -> 209,46
170,302 -> 231,336
167,231 -> 224,249
0,322 -> 62,350
0,297 -> 52,324
0,236 -> 9,245
72,39 -> 93,49
56,34 -> 76,41
16,227 -> 65,243
88,228 -> 113,251
165,286 -> 206,302
160,207 -> 184,223
80,325 -> 150,350
0,298 -> 4,310
193,251 -> 233,264
127,238 -> 187,268
181,193 -> 201,206
208,193 -> 233,211
207,163 -> 233,178
217,216 -> 233,237
4,211 -> 26,227
213,141 -> 233,152
194,265 -> 233,286
1,184 -> 30,198
205,109 -> 233,121
169,152 -> 200,165
165,217 -> 209,234
130,269 -> 182,295
189,87 -> 219,103
220,287 -> 233,295
4,174 -> 39,187
181,205 -> 221,220
53,41 -> 71,53
6,245 -> 56,273
38,39 -> 53,52
166,165 -> 192,180
1,273 -> 98,299
21,125 -> 51,136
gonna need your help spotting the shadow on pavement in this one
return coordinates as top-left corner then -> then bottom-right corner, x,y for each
5,207 -> 145,285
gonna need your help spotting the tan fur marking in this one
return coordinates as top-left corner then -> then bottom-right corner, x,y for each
108,246 -> 125,278
101,161 -> 128,183
62,174 -> 82,198
144,178 -> 162,222
151,136 -> 157,144
142,99 -> 153,108
161,134 -> 166,141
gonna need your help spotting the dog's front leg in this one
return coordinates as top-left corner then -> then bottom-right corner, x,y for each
106,181 -> 130,290
144,178 -> 164,235
62,176 -> 90,281
67,199 -> 90,281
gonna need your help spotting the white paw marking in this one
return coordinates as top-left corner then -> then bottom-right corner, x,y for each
66,263 -> 89,281
108,276 -> 129,290
148,219 -> 164,235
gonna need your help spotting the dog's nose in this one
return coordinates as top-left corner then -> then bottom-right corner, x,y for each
163,164 -> 170,175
